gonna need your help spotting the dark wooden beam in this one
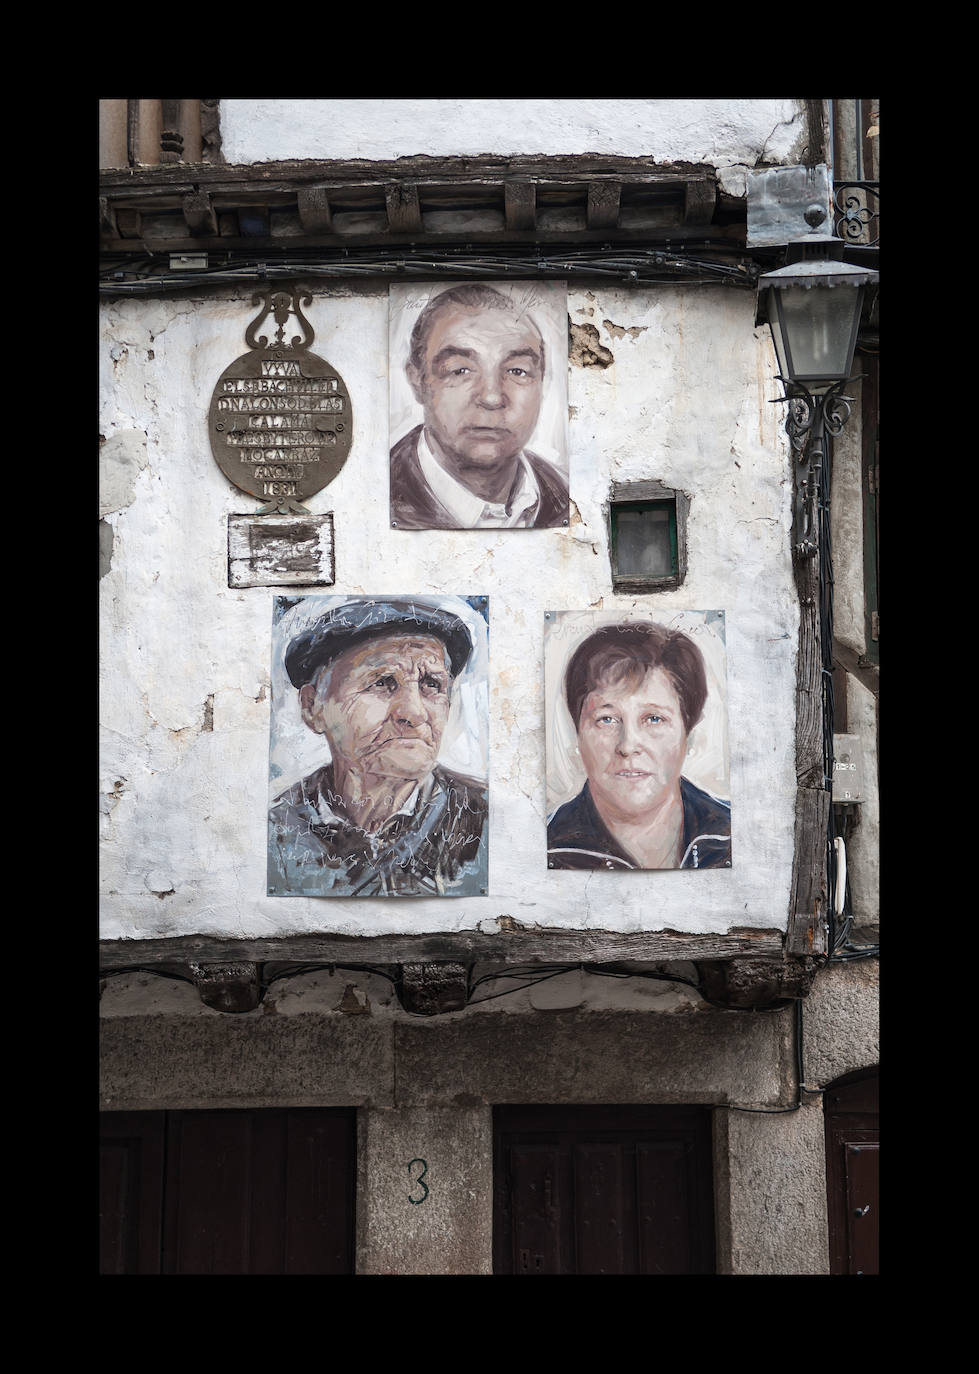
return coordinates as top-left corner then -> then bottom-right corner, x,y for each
297,186 -> 333,234
786,527 -> 830,956
587,181 -> 621,229
504,180 -> 536,230
787,785 -> 830,955
385,181 -> 422,233
181,190 -> 217,236
99,926 -> 784,971
100,153 -> 729,194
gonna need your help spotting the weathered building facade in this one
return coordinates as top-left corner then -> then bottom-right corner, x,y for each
99,99 -> 879,1275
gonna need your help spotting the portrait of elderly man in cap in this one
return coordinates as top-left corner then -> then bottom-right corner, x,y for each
268,594 -> 489,898
389,281 -> 569,530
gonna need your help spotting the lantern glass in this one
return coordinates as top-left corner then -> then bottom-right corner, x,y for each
770,284 -> 864,388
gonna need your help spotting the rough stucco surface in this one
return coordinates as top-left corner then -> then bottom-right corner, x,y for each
219,99 -> 807,169
802,957 -> 879,1088
359,1106 -> 493,1275
724,1097 -> 829,1274
99,281 -> 799,943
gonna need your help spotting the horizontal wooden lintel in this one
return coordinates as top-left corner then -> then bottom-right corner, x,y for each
100,154 -> 720,194
100,927 -> 785,971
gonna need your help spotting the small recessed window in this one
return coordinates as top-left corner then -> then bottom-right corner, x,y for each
608,480 -> 688,593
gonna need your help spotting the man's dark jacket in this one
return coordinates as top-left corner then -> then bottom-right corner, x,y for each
390,425 -> 569,529
547,776 -> 732,870
268,762 -> 488,897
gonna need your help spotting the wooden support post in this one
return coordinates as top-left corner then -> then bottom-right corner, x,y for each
297,186 -> 334,234
385,182 -> 422,233
587,181 -> 621,230
505,180 -> 537,230
787,539 -> 830,956
182,190 -> 217,236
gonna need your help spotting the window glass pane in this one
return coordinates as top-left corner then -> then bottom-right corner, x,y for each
613,506 -> 674,579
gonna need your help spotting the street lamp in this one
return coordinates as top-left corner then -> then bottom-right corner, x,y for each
756,233 -> 878,557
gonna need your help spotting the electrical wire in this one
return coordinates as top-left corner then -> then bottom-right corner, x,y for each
99,246 -> 760,296
726,1000 -> 822,1114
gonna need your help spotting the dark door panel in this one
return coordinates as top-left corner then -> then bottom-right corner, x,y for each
99,1112 -> 165,1275
101,1108 -> 355,1276
824,1068 -> 879,1275
495,1105 -> 715,1275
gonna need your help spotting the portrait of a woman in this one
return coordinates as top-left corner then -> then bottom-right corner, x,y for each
546,620 -> 731,871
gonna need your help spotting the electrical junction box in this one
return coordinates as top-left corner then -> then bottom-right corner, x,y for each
832,734 -> 865,803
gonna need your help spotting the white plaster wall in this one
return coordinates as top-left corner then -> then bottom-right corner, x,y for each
99,281 -> 797,942
219,99 -> 806,174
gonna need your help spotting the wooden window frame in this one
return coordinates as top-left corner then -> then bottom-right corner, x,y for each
607,479 -> 689,594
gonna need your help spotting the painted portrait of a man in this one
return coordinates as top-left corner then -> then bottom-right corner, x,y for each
268,594 -> 489,897
389,281 -> 569,530
545,610 -> 732,872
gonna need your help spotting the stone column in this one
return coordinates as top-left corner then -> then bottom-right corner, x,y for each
718,1095 -> 830,1274
357,1105 -> 493,1275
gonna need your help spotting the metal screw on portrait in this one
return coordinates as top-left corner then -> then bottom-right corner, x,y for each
208,285 -> 353,516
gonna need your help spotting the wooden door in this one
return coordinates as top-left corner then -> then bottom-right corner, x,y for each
824,1068 -> 878,1274
100,1107 -> 356,1275
494,1105 -> 715,1274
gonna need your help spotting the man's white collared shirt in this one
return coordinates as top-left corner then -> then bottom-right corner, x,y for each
417,428 -> 540,528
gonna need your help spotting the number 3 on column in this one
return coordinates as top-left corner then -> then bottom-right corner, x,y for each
408,1157 -> 429,1204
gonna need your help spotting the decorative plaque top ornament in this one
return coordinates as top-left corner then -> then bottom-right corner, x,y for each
208,286 -> 352,514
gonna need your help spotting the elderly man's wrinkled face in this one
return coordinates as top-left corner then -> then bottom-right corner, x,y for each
300,635 -> 451,781
408,303 -> 544,478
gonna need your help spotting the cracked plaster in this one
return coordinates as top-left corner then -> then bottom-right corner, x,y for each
101,276 -> 799,943
219,99 -> 806,167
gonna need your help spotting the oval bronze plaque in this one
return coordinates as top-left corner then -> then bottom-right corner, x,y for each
208,287 -> 352,511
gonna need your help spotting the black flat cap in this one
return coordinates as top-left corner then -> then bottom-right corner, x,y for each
285,598 -> 474,689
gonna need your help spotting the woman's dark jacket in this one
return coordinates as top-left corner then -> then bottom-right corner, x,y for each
546,776 -> 731,870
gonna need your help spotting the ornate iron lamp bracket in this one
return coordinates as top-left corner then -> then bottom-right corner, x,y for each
771,377 -> 853,560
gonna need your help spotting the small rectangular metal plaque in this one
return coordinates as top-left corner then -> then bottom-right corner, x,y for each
746,164 -> 833,247
832,733 -> 864,803
228,513 -> 335,588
